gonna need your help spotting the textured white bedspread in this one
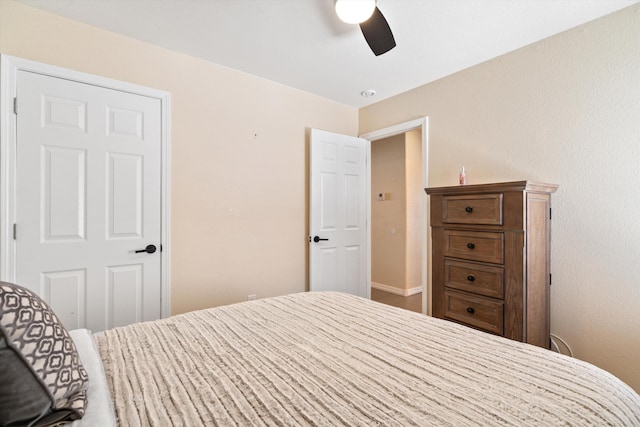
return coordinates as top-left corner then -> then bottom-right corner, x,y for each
96,292 -> 640,426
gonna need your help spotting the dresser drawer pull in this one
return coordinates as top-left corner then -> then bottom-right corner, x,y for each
467,275 -> 475,282
466,307 -> 475,314
466,243 -> 475,249
465,206 -> 473,213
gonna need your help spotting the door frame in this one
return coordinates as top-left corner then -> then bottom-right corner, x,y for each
360,117 -> 429,314
0,54 -> 172,318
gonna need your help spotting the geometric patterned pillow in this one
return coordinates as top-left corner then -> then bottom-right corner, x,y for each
0,282 -> 87,426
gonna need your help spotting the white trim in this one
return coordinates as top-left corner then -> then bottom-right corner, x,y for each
360,118 -> 426,141
360,117 -> 429,314
406,286 -> 423,297
366,137 -> 372,300
0,55 -> 17,285
371,281 -> 422,297
0,54 -> 172,317
159,81 -> 172,319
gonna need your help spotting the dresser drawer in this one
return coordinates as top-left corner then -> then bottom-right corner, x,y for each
442,194 -> 503,225
443,230 -> 504,264
444,260 -> 504,298
444,290 -> 504,335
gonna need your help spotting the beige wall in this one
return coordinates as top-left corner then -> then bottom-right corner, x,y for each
361,5 -> 640,392
0,0 -> 358,314
404,129 -> 422,289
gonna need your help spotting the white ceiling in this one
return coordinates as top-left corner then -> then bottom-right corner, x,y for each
16,0 -> 639,107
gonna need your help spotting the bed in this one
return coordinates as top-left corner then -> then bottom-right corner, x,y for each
2,283 -> 640,426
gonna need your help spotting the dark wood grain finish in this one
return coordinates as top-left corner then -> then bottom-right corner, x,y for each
444,260 -> 504,299
425,181 -> 558,196
442,194 -> 503,225
426,181 -> 557,348
431,227 -> 445,319
444,290 -> 504,335
443,230 -> 504,264
526,193 -> 552,348
503,231 -> 525,342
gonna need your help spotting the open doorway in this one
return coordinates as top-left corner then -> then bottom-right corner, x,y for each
370,131 -> 422,312
360,118 -> 429,314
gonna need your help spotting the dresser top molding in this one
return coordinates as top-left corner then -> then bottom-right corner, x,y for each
425,181 -> 558,195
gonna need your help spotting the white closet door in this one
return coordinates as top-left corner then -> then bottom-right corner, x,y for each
15,70 -> 162,332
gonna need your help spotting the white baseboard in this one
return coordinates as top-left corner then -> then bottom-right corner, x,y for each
371,282 -> 422,297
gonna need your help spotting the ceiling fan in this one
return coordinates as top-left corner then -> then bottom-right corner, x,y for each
335,0 -> 396,56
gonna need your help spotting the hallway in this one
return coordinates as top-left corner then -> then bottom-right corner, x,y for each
371,289 -> 422,313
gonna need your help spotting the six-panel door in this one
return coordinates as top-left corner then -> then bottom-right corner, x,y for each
309,129 -> 367,297
15,70 -> 162,332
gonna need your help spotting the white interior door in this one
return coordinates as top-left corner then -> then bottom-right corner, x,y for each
309,129 -> 368,297
14,70 -> 162,332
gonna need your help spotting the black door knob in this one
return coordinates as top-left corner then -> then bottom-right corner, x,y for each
312,236 -> 329,243
135,244 -> 157,254
466,307 -> 475,314
465,206 -> 473,213
466,243 -> 475,249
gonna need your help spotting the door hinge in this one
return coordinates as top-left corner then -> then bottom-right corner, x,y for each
13,97 -> 18,115
549,207 -> 552,220
549,273 -> 552,286
13,223 -> 17,240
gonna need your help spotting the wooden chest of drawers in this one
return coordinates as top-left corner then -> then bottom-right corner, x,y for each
426,181 -> 557,348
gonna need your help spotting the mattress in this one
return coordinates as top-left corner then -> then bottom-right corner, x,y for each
94,292 -> 640,426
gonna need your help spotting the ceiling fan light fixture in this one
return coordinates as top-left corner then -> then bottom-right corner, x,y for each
335,0 -> 376,24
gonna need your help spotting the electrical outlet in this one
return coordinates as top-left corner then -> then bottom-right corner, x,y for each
247,294 -> 257,301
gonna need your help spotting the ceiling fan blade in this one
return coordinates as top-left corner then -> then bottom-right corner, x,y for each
359,7 -> 396,56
